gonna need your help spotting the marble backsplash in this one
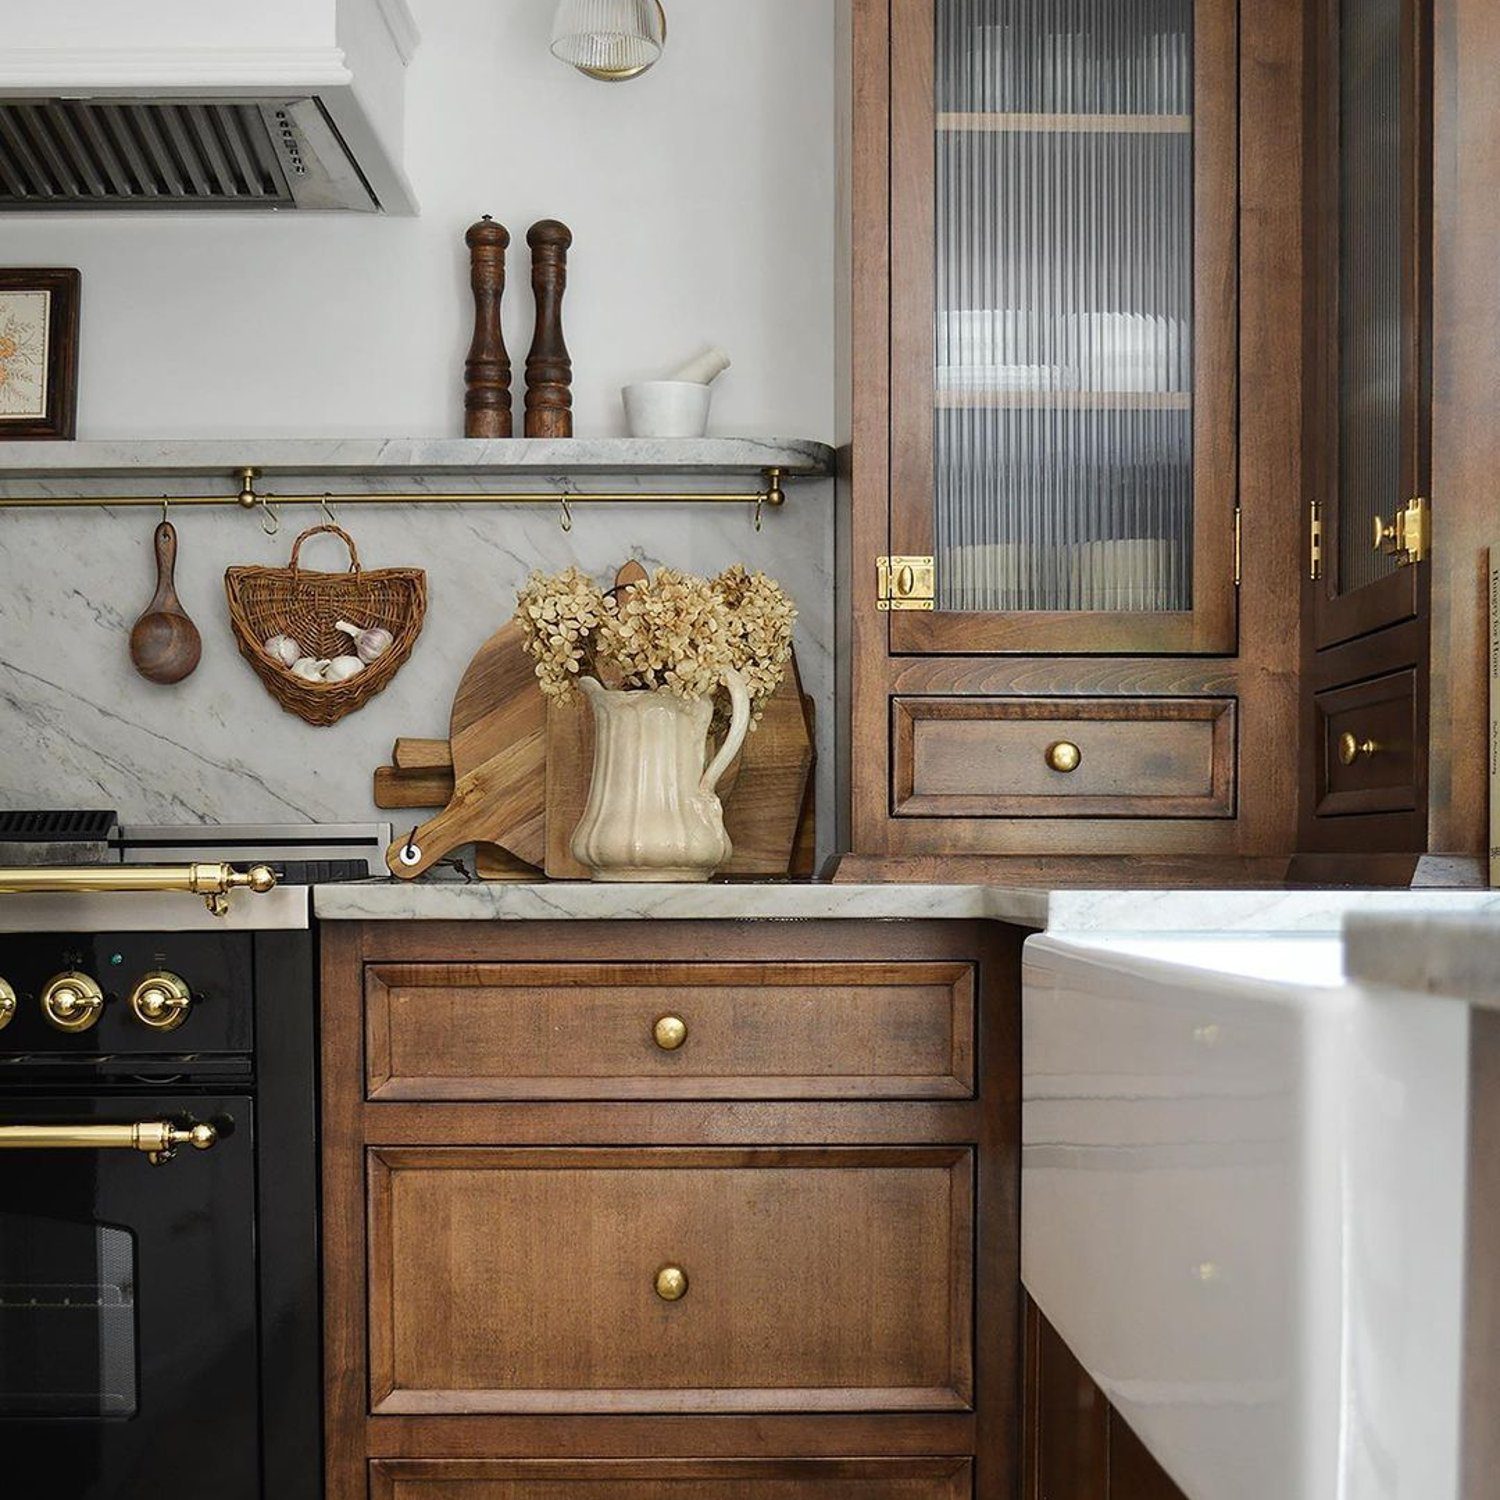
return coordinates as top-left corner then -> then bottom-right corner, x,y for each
0,473 -> 834,867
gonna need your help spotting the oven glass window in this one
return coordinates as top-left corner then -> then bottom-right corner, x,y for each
0,1216 -> 137,1418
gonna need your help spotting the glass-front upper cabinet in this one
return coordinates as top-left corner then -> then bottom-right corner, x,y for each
889,0 -> 1238,654
1309,0 -> 1430,649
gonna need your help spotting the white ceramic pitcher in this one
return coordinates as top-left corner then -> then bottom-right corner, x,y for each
571,668 -> 751,882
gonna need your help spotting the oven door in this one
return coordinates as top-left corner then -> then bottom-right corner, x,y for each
0,1093 -> 259,1500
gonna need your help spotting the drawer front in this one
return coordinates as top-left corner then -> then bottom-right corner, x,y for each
1313,670 -> 1419,817
892,697 -> 1237,818
370,1459 -> 972,1500
367,1147 -> 973,1415
365,962 -> 975,1102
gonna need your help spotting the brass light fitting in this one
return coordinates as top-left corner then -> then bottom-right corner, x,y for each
552,0 -> 667,82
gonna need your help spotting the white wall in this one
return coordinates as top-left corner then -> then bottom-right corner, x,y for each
2,0 -> 835,441
0,0 -> 838,863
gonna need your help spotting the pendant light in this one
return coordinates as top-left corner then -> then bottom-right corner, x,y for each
550,0 -> 667,82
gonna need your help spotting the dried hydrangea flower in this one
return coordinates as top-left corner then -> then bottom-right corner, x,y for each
514,566 -> 608,702
513,563 -> 797,723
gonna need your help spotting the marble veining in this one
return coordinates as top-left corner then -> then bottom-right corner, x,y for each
312,880 -> 1500,932
0,469 -> 835,861
1344,912 -> 1500,1007
0,436 -> 834,478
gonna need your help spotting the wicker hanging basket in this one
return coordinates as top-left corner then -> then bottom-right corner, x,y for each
225,524 -> 426,727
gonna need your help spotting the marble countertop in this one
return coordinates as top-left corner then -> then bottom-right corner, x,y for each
1344,911 -> 1500,1008
0,436 -> 834,479
312,879 -> 1500,933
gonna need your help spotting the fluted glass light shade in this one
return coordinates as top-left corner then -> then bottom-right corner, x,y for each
551,0 -> 666,82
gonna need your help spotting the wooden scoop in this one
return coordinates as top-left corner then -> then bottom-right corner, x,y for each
130,521 -> 201,684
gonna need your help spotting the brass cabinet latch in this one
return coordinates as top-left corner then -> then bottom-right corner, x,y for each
876,555 -> 935,612
1373,497 -> 1431,567
1310,500 -> 1324,581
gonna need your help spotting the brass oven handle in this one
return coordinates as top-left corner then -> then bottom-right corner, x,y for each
0,863 -> 276,916
0,1120 -> 218,1166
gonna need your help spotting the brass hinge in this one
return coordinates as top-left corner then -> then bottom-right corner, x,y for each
1233,506 -> 1242,587
876,555 -> 935,611
1374,496 -> 1431,567
1310,500 -> 1324,581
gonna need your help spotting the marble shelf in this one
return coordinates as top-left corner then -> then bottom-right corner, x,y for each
0,437 -> 834,482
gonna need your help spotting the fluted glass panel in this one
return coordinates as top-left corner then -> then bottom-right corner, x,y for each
1337,0 -> 1403,594
934,0 -> 1195,614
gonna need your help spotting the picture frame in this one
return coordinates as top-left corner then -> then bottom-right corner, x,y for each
0,268 -> 80,439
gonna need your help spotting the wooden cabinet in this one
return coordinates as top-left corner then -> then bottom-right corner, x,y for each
1022,1301 -> 1187,1500
365,961 -> 975,1101
367,1147 -> 973,1414
839,0 -> 1307,865
324,922 -> 1020,1500
1299,0 -> 1434,859
370,1458 -> 973,1500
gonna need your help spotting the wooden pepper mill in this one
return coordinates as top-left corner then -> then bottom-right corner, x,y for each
525,219 -> 573,438
464,216 -> 512,438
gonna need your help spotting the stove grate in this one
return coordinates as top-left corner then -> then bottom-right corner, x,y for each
0,810 -> 119,843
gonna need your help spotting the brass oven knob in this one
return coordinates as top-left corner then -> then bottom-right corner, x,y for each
1045,740 -> 1083,774
653,1014 -> 688,1051
654,1264 -> 689,1302
129,971 -> 193,1032
1338,732 -> 1380,766
0,978 -> 15,1030
41,972 -> 105,1033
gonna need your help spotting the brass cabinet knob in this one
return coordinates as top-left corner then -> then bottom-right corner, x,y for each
1045,740 -> 1083,774
41,972 -> 105,1033
0,978 -> 15,1031
1338,732 -> 1380,766
1373,515 -> 1398,552
653,1014 -> 688,1051
129,971 -> 192,1032
654,1264 -> 689,1302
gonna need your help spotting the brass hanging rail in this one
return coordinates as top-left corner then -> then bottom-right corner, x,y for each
0,465 -> 788,513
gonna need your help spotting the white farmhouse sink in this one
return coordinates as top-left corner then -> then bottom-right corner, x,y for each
1022,933 -> 1470,1500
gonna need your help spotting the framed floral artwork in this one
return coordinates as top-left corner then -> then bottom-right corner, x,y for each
0,268 -> 80,439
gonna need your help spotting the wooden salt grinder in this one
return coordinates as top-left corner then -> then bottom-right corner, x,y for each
464,216 -> 512,438
525,219 -> 574,438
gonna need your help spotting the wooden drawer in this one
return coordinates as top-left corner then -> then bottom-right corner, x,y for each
365,962 -> 975,1101
891,697 -> 1237,818
370,1459 -> 973,1500
367,1147 -> 973,1415
1313,670 -> 1419,817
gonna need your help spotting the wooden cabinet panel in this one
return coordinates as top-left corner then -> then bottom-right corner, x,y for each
1022,1301 -> 1187,1500
370,1458 -> 972,1500
1313,669 -> 1419,817
365,962 -> 975,1102
368,1146 -> 974,1416
892,698 -> 1236,819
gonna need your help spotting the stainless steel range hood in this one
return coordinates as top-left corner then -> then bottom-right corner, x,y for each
0,0 -> 418,213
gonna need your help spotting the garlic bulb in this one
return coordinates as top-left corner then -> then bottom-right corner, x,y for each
291,657 -> 328,683
264,634 -> 302,667
335,619 -> 394,664
323,655 -> 366,683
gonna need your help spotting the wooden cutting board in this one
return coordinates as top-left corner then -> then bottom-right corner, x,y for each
385,620 -> 547,878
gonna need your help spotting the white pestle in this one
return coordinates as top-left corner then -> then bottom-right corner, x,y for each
666,346 -> 732,385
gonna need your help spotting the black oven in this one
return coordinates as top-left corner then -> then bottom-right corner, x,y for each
0,929 -> 319,1500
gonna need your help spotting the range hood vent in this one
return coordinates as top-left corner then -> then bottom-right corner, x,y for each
0,97 -> 374,210
0,0 -> 418,214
